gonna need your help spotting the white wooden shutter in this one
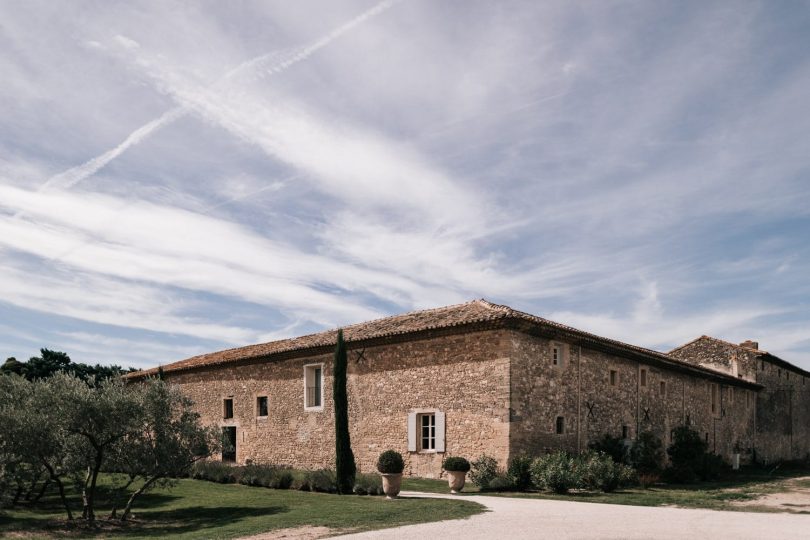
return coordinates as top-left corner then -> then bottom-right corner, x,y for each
435,411 -> 446,453
407,412 -> 417,452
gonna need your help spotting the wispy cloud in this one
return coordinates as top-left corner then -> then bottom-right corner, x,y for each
0,1 -> 808,370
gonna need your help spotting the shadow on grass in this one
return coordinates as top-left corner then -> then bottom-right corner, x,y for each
114,505 -> 287,538
2,505 -> 287,539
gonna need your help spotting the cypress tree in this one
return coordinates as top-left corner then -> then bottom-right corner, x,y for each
333,329 -> 356,494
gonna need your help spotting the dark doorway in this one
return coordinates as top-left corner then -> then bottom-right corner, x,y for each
222,426 -> 236,462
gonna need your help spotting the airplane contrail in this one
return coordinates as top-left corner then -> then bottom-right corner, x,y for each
33,0 -> 400,195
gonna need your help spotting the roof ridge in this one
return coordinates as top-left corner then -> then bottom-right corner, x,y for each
668,335 -> 711,354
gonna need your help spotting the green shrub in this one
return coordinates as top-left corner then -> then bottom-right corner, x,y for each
530,451 -> 579,494
665,426 -> 709,483
589,434 -> 628,464
377,450 -> 404,474
353,473 -> 383,495
442,456 -> 471,472
487,474 -> 515,491
629,431 -> 664,474
579,451 -> 636,492
469,455 -> 498,489
191,461 -> 237,484
506,454 -> 533,491
698,453 -> 730,481
307,469 -> 337,493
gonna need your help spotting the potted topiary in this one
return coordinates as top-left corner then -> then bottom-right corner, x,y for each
377,450 -> 405,499
442,456 -> 470,493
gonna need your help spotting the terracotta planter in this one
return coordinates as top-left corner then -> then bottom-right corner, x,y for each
381,473 -> 403,499
446,470 -> 466,493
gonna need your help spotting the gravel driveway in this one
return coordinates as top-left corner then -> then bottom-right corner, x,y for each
334,491 -> 810,540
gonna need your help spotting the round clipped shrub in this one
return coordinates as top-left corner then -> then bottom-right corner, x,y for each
442,456 -> 471,472
377,450 -> 405,474
530,451 -> 579,494
469,455 -> 498,489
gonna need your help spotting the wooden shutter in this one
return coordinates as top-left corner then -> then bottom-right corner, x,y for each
435,411 -> 446,452
407,412 -> 417,452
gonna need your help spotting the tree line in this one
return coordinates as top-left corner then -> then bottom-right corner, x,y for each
2,349 -> 139,383
0,356 -> 219,527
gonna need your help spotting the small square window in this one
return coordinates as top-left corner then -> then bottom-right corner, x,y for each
555,416 -> 565,434
640,368 -> 647,387
256,396 -> 268,417
610,370 -> 618,386
420,413 -> 436,451
223,398 -> 234,420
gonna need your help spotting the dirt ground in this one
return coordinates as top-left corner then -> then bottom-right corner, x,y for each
238,525 -> 337,539
733,476 -> 810,512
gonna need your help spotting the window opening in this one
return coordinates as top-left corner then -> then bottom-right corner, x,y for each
420,413 -> 436,450
610,370 -> 618,386
556,416 -> 565,434
305,365 -> 323,409
222,426 -> 236,462
257,396 -> 268,417
223,398 -> 234,419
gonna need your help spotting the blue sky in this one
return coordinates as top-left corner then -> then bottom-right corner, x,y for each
1,0 -> 809,370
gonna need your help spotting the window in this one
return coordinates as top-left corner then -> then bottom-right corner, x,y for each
223,398 -> 234,419
640,368 -> 647,387
610,370 -> 618,386
778,368 -> 782,378
761,360 -> 765,371
622,425 -> 629,439
705,432 -> 709,443
660,380 -> 667,397
786,372 -> 790,380
552,343 -> 562,367
746,391 -> 751,407
555,416 -> 565,434
256,396 -> 268,417
710,383 -> 718,414
420,413 -> 436,450
304,364 -> 323,409
407,410 -> 445,453
728,387 -> 734,404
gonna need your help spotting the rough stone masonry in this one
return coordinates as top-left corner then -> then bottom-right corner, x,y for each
129,300 -> 810,477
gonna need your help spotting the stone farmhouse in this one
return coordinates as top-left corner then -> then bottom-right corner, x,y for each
130,300 -> 810,477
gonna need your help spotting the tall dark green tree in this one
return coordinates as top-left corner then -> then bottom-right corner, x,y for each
333,329 -> 356,494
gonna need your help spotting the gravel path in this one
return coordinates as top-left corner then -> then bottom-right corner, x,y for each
334,491 -> 810,540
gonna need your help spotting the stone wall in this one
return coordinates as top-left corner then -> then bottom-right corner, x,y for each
670,338 -> 810,463
166,329 -> 511,477
509,332 -> 756,463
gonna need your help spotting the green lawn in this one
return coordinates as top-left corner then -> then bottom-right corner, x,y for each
404,468 -> 810,513
0,476 -> 485,539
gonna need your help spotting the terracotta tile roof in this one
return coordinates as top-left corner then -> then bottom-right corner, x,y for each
129,299 -> 762,387
670,335 -> 809,377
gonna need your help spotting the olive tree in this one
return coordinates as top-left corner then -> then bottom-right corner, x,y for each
107,379 -> 220,520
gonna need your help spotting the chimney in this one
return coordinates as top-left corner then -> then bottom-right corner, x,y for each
740,340 -> 759,350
